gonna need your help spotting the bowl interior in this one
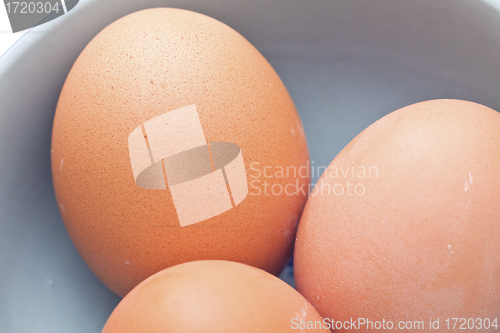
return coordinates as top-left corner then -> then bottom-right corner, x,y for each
1,0 -> 500,332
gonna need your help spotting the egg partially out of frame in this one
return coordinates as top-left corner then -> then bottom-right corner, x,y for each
295,99 -> 500,332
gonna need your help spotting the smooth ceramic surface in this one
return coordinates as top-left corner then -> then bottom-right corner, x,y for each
1,1 -> 500,332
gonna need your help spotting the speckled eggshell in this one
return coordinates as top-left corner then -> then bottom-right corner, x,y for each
294,100 -> 500,332
51,8 -> 309,297
102,260 -> 329,333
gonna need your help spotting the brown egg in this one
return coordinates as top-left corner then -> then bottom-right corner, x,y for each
102,260 -> 329,333
294,99 -> 500,332
51,8 -> 309,297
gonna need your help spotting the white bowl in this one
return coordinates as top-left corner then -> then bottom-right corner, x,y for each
1,0 -> 500,332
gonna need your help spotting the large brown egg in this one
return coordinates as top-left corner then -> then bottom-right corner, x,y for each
51,8 -> 309,297
295,100 -> 500,332
102,260 -> 329,333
